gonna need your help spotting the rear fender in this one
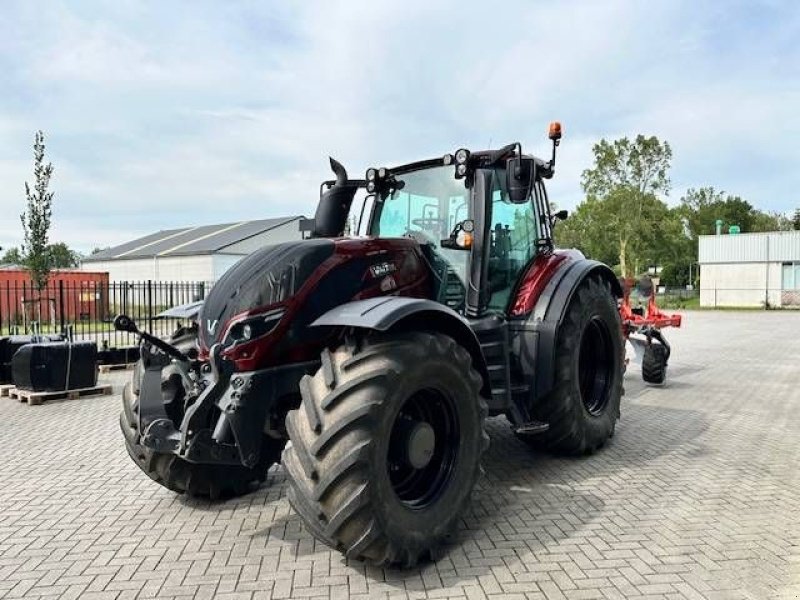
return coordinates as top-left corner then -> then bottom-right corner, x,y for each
310,297 -> 491,398
514,259 -> 622,403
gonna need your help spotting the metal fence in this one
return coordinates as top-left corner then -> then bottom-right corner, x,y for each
624,286 -> 800,309
697,287 -> 800,309
0,280 -> 213,348
656,287 -> 800,309
3,279 -> 796,348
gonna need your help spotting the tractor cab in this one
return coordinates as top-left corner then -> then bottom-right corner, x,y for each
317,123 -> 565,319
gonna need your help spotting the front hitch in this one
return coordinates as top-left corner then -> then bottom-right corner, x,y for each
119,314 -> 280,468
137,340 -> 244,465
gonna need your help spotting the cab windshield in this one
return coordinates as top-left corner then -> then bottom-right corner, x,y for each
371,166 -> 470,305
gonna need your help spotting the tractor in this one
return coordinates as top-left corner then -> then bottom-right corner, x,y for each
117,123 -> 624,567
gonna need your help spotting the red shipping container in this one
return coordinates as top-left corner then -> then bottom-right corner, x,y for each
0,268 -> 110,329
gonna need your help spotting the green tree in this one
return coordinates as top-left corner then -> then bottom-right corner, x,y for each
580,135 -> 672,277
557,190 -> 690,283
48,242 -> 81,268
752,211 -> 793,232
556,196 -> 618,268
793,208 -> 800,230
1,247 -> 23,265
679,187 -> 790,237
20,130 -> 55,292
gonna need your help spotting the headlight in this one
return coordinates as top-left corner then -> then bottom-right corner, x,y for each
456,163 -> 467,176
455,148 -> 469,164
226,309 -> 284,344
366,181 -> 376,193
366,168 -> 376,182
378,167 -> 387,178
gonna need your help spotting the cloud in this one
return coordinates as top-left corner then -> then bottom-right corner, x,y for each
1,0 -> 799,254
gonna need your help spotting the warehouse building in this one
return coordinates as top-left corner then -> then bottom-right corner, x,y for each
82,216 -> 305,283
698,230 -> 800,307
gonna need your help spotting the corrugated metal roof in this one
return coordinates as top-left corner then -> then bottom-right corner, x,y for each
699,230 -> 800,264
87,227 -> 192,260
84,216 -> 302,262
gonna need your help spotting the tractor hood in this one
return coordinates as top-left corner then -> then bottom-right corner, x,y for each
198,239 -> 335,348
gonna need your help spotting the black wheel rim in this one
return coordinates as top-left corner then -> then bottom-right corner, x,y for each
578,317 -> 614,416
387,388 -> 460,509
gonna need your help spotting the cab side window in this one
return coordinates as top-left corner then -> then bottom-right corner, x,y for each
487,176 -> 537,312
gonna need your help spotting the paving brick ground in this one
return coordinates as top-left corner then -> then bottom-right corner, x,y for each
1,310 -> 799,600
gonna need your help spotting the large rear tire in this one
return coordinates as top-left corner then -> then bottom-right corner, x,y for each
283,332 -> 488,567
523,276 -> 623,455
120,331 -> 284,499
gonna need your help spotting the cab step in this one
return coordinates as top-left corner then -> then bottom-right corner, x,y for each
514,420 -> 550,436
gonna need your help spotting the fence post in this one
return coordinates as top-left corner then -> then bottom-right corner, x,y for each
58,280 -> 66,335
147,280 -> 153,333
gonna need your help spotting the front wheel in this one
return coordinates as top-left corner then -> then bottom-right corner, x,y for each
523,275 -> 623,455
282,332 -> 489,567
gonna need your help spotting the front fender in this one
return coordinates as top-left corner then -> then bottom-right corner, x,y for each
310,297 -> 492,398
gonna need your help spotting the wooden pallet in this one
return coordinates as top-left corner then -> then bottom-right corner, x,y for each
9,384 -> 113,406
0,384 -> 14,397
99,363 -> 135,374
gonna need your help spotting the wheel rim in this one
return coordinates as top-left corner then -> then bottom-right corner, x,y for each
387,388 -> 460,509
578,317 -> 614,415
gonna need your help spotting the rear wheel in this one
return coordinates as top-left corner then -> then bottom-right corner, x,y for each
642,343 -> 668,385
523,276 -> 623,455
283,332 -> 488,567
120,330 -> 284,499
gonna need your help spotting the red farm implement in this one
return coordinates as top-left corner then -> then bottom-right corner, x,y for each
620,277 -> 681,385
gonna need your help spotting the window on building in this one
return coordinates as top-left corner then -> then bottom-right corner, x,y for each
782,262 -> 800,290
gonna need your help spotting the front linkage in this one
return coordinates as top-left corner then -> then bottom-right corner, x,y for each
115,314 -> 312,491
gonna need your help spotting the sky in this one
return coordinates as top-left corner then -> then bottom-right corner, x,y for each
1,0 -> 799,254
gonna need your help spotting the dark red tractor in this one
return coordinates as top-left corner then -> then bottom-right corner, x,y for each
117,123 -> 624,566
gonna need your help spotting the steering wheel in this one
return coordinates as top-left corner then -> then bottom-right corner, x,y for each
405,228 -> 438,245
411,217 -> 443,232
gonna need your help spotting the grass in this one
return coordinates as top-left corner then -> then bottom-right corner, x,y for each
658,295 -> 700,310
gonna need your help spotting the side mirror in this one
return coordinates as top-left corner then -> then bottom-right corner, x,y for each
554,209 -> 568,221
506,156 -> 535,203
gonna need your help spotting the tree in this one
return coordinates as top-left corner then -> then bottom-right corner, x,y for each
20,130 -> 55,292
48,242 -> 81,268
792,208 -> 800,231
679,187 -> 791,237
1,247 -> 23,265
580,135 -> 673,277
556,191 -> 690,284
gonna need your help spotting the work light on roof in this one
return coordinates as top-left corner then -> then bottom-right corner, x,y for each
455,148 -> 469,164
366,168 -> 376,182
